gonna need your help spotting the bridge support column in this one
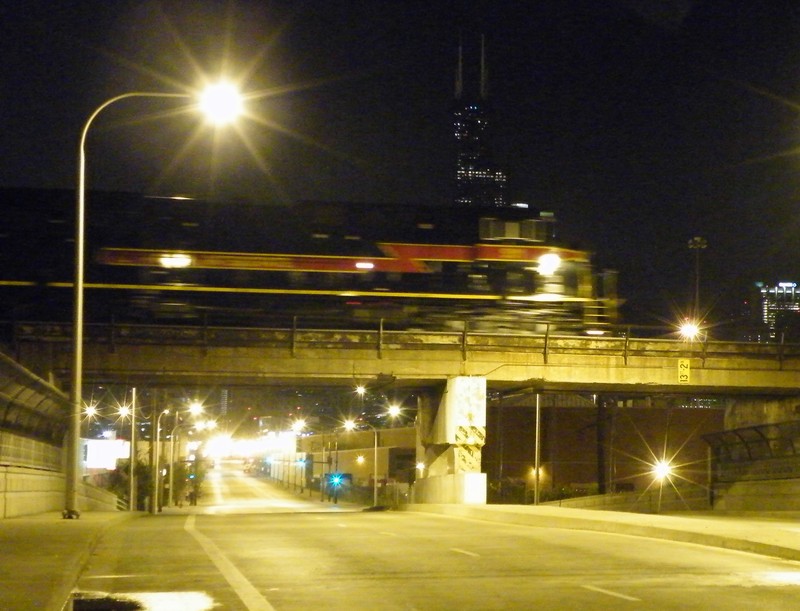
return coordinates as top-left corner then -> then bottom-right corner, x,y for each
414,376 -> 486,504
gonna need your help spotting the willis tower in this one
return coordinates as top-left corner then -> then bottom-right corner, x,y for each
452,36 -> 508,207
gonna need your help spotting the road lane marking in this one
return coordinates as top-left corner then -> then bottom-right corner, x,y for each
450,547 -> 480,557
185,515 -> 276,611
380,531 -> 398,537
581,585 -> 641,602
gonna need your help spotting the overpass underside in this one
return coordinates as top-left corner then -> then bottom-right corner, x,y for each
8,323 -> 800,506
10,323 -> 800,396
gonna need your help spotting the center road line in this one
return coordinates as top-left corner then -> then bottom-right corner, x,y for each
450,547 -> 480,557
184,515 -> 276,611
581,584 -> 641,602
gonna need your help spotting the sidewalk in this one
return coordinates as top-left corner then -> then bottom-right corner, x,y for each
3,505 -> 800,610
0,510 -> 134,611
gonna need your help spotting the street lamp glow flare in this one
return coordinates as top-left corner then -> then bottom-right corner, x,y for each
679,320 -> 700,340
199,82 -> 243,125
653,460 -> 673,481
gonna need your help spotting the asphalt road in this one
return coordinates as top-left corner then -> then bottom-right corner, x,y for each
73,461 -> 800,610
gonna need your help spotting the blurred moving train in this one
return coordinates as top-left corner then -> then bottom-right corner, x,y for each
1,189 -> 618,333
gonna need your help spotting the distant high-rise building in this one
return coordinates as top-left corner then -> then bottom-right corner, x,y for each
452,37 -> 508,207
758,281 -> 800,340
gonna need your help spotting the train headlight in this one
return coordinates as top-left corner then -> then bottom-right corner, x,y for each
159,253 -> 192,268
537,253 -> 561,276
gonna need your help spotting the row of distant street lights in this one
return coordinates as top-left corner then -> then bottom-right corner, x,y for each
83,395 -> 216,511
288,391 -> 406,508
66,82 -> 246,516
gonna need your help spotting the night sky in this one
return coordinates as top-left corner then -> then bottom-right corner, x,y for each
3,1 -> 800,328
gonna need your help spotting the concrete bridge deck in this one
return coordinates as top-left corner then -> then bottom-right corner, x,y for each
10,321 -> 800,394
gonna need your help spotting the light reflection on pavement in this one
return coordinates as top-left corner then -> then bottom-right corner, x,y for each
184,459 -> 354,515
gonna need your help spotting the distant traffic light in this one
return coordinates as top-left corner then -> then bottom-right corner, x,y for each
329,473 -> 343,487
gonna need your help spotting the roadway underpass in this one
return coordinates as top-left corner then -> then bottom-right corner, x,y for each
62,460 -> 800,611
7,320 -> 800,509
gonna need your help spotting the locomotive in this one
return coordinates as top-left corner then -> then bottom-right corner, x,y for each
91,198 -> 618,334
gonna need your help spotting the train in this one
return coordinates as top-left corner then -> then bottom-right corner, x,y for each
1,190 -> 618,334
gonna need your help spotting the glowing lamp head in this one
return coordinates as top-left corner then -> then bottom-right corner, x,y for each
199,81 -> 243,125
653,460 -> 673,481
291,419 -> 306,433
679,320 -> 700,340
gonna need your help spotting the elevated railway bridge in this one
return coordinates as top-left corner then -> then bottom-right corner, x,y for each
8,320 -> 800,393
3,320 -> 800,510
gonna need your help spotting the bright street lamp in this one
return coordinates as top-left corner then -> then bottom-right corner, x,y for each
291,419 -> 307,434
199,81 -> 243,125
65,85 -> 243,518
653,460 -> 673,481
188,401 -> 204,417
679,320 -> 701,341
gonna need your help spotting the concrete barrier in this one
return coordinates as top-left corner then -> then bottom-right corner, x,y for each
0,465 -> 121,518
542,486 -> 710,513
714,478 -> 800,511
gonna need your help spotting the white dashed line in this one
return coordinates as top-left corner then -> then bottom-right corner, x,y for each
450,547 -> 480,557
184,515 -> 276,611
581,584 -> 641,602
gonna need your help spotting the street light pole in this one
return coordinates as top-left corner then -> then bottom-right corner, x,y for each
128,388 -> 137,511
687,236 -> 707,320
167,410 -> 179,507
372,425 -> 378,507
344,419 -> 379,508
152,408 -> 170,514
67,93 -> 191,517
66,88 -> 242,517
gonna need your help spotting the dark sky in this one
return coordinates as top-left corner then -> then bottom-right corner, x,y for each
3,1 -> 800,327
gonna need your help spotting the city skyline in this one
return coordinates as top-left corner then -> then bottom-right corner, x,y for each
2,2 -> 800,327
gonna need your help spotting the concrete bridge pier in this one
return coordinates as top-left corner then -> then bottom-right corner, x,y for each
414,376 -> 487,504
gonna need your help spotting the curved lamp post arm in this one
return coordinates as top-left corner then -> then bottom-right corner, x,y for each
67,92 -> 191,517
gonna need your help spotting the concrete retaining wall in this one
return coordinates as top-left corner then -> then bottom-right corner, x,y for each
0,465 -> 121,518
542,487 -> 710,513
714,478 -> 800,511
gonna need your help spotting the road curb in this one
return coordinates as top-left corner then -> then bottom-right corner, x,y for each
404,504 -> 800,562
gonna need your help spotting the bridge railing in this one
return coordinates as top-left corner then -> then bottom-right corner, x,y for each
9,320 -> 800,367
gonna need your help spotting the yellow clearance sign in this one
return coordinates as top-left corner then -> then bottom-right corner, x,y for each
678,359 -> 691,384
